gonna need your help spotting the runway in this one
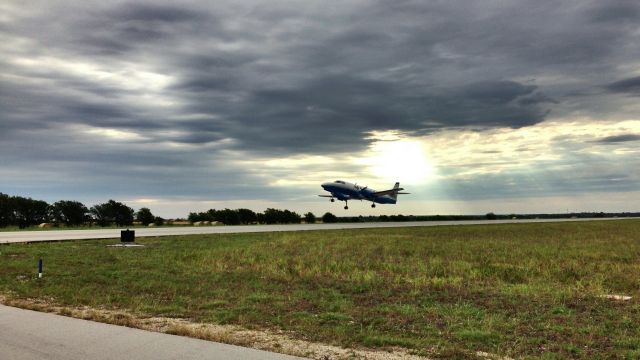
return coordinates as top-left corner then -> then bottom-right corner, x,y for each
0,217 -> 634,244
0,304 -> 305,360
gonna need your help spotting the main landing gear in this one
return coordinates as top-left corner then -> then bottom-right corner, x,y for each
329,197 -> 348,209
371,203 -> 376,208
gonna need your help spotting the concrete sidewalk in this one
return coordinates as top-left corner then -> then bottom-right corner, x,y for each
0,304 -> 306,360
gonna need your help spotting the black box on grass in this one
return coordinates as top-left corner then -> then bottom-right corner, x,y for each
121,229 -> 135,243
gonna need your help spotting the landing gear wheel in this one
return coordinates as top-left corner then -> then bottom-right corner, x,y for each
330,198 -> 335,202
344,205 -> 349,210
371,203 -> 376,208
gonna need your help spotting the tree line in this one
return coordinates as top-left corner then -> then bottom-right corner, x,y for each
4,192 -> 634,229
188,208 -> 323,225
187,208 -> 346,225
0,193 -> 163,228
0,192 -> 337,228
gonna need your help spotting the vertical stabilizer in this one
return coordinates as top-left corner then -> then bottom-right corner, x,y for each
390,182 -> 400,200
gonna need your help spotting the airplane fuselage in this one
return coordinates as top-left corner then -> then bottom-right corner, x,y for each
321,181 -> 397,204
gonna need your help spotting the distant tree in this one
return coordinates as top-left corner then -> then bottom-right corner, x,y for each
262,208 -> 281,224
12,196 -> 50,228
237,208 -> 257,224
90,200 -> 134,227
50,200 -> 89,226
485,212 -> 497,220
204,209 -> 218,222
283,209 -> 302,224
284,209 -> 300,223
112,201 -> 134,226
304,212 -> 316,224
91,202 -> 111,227
215,208 -> 241,225
187,212 -> 201,223
0,193 -> 12,227
261,208 -> 301,224
322,212 -> 338,223
136,207 -> 155,226
153,216 -> 165,226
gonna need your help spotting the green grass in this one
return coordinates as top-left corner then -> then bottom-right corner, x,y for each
1,220 -> 640,358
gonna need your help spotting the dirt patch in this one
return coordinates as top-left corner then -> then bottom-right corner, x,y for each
0,296 -> 429,360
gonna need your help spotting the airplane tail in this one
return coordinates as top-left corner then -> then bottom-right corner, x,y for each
389,182 -> 401,201
372,182 -> 409,202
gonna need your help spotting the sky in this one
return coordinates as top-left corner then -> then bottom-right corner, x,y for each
1,0 -> 639,218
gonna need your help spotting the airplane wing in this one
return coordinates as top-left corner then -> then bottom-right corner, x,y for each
319,194 -> 354,200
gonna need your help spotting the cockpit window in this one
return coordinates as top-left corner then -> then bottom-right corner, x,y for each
334,180 -> 345,184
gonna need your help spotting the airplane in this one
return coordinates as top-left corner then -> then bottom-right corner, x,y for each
319,180 -> 409,209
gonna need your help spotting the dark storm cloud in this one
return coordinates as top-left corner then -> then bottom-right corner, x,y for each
0,77 -> 156,133
172,72 -> 403,152
112,3 -> 203,23
596,134 -> 640,143
178,75 -> 551,152
4,0 -> 638,153
170,74 -> 238,93
587,0 -> 640,24
463,81 -> 536,104
98,3 -> 211,44
606,76 -> 640,95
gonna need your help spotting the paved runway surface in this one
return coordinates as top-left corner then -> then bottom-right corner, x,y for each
0,304 -> 305,360
0,217 -> 634,244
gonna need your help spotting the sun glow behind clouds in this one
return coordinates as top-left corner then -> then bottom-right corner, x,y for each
361,133 -> 435,184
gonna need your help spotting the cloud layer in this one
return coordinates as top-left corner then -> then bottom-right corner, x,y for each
1,0 -> 639,215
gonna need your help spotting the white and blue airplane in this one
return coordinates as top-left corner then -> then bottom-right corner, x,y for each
319,180 -> 409,209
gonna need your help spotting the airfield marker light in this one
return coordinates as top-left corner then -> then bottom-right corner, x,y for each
38,258 -> 43,279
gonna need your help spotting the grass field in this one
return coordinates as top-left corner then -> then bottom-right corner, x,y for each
1,220 -> 639,359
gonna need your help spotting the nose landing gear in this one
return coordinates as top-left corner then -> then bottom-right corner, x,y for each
371,203 -> 376,208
